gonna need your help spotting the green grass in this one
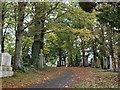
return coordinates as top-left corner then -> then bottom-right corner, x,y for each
73,69 -> 119,88
98,72 -> 118,76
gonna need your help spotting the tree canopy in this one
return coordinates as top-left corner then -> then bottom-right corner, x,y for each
0,2 -> 119,71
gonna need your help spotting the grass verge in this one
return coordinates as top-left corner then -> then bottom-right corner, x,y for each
73,68 -> 119,88
2,67 -> 66,88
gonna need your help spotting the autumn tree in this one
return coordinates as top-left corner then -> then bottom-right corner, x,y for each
31,2 -> 59,69
97,2 -> 120,70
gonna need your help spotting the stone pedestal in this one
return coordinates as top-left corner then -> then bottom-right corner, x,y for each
0,53 -> 14,77
0,71 -> 14,77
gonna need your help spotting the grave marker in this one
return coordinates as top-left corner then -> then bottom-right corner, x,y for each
0,53 -> 14,77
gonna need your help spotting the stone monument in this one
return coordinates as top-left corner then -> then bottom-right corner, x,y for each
109,55 -> 113,70
0,53 -> 14,77
39,50 -> 45,68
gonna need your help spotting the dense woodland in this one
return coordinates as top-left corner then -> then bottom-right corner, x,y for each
0,2 -> 120,72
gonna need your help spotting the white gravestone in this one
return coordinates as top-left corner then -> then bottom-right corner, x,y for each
109,55 -> 113,70
0,53 -> 14,77
1,53 -> 12,66
39,50 -> 45,68
39,54 -> 44,68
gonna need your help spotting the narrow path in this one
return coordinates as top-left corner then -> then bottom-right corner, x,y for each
29,69 -> 79,88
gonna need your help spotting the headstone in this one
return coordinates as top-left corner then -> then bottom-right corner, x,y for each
0,53 -> 14,77
39,54 -> 44,68
115,59 -> 119,71
109,55 -> 113,70
1,53 -> 11,66
66,57 -> 68,67
56,56 -> 59,67
39,50 -> 45,68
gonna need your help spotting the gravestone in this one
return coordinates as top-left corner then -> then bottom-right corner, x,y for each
66,57 -> 68,67
39,54 -> 44,68
39,50 -> 45,68
109,55 -> 113,70
0,53 -> 14,77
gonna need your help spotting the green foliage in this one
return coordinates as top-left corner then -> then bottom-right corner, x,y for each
97,3 -> 120,29
3,2 -> 119,69
4,33 -> 15,56
20,66 -> 30,73
43,3 -> 96,66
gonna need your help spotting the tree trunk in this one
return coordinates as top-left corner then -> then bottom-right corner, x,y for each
82,40 -> 85,67
109,30 -> 115,70
118,48 -> 120,70
58,48 -> 62,66
0,4 -> 2,53
117,35 -> 120,70
1,36 -> 5,53
101,26 -> 106,69
68,48 -> 73,66
63,53 -> 66,66
1,4 -> 5,53
92,39 -> 98,68
14,2 -> 27,70
100,57 -> 104,69
31,3 -> 45,69
75,54 -> 78,66
108,28 -> 116,71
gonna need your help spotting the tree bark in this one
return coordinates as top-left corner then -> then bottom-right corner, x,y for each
82,40 -> 86,67
0,4 -> 2,53
58,48 -> 62,66
92,39 -> 98,68
1,36 -> 5,53
31,3 -> 45,69
68,48 -> 73,66
63,53 -> 66,66
101,26 -> 106,69
1,4 -> 5,53
14,2 -> 27,70
109,30 -> 115,70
